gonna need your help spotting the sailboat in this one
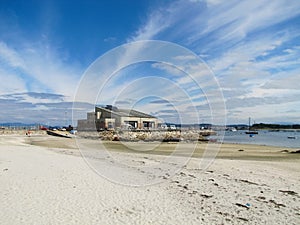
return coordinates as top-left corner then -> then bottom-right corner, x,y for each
245,117 -> 258,134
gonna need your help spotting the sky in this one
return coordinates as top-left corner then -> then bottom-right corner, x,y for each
0,0 -> 300,125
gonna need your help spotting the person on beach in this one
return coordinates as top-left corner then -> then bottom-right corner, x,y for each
26,130 -> 31,137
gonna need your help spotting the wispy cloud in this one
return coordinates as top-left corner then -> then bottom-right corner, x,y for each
0,38 -> 82,99
0,42 -> 26,68
126,0 -> 300,123
0,92 -> 65,104
0,92 -> 93,125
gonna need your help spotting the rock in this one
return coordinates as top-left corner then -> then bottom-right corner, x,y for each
280,150 -> 289,153
290,150 -> 300,154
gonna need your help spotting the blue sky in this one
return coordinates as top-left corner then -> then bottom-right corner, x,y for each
0,0 -> 300,125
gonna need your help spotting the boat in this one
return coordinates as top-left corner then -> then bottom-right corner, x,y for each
287,136 -> 296,139
245,131 -> 258,134
46,130 -> 73,138
245,117 -> 258,134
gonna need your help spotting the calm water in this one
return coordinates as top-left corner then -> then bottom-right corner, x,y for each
210,130 -> 300,148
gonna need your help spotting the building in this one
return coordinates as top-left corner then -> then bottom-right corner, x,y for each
77,105 -> 160,131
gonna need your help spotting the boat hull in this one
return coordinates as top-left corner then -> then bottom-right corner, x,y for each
46,130 -> 72,138
245,131 -> 258,134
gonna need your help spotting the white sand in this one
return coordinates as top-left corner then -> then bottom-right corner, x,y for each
0,136 -> 299,224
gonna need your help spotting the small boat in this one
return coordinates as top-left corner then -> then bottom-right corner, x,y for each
245,131 -> 258,134
46,130 -> 73,138
287,136 -> 296,139
245,117 -> 258,135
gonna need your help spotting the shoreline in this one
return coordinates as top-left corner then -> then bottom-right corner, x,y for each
1,129 -> 299,148
1,131 -> 299,147
18,135 -> 300,162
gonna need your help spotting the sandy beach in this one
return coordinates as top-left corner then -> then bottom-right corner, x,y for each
0,134 -> 299,224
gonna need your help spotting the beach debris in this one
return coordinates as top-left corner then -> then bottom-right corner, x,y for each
216,211 -> 230,217
188,174 -> 196,178
179,172 -> 186,176
269,199 -> 286,208
235,203 -> 250,209
239,179 -> 259,185
279,190 -> 298,196
200,193 -> 213,198
188,190 -> 198,195
137,160 -> 145,164
238,149 -> 244,152
183,184 -> 189,190
237,217 -> 249,222
3,168 -> 8,171
256,196 -> 266,201
113,207 -> 119,213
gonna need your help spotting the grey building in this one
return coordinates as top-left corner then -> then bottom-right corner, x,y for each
77,105 -> 160,131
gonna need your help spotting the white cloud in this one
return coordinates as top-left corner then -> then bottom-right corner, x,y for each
0,68 -> 27,94
191,0 -> 300,44
262,69 -> 300,90
0,92 -> 79,124
227,100 -> 300,124
129,10 -> 171,42
0,42 -> 26,69
151,62 -> 184,76
189,0 -> 222,6
0,41 -> 82,100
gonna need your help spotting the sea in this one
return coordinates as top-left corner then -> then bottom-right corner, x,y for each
210,130 -> 300,148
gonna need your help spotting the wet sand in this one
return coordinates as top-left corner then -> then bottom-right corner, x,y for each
26,135 -> 300,161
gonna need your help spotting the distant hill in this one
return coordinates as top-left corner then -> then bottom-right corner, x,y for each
252,123 -> 300,129
0,122 -> 46,128
0,122 -> 36,127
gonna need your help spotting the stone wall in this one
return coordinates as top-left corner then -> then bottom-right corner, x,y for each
77,130 -> 214,142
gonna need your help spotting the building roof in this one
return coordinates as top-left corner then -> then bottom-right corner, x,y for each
96,106 -> 156,118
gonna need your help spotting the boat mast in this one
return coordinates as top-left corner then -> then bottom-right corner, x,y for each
248,117 -> 251,131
